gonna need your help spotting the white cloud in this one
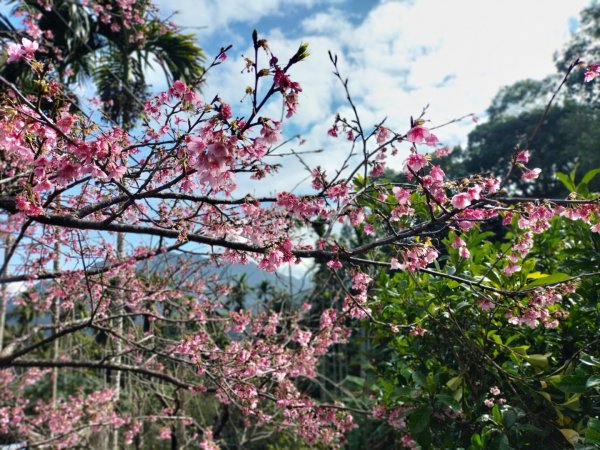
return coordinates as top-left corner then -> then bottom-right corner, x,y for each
158,0 -> 593,194
288,0 -> 591,152
155,0 -> 344,37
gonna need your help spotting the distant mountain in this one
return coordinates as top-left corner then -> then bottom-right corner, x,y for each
5,252 -> 311,325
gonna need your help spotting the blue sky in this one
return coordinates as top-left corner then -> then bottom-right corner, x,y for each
2,0 -> 593,194
149,0 -> 593,196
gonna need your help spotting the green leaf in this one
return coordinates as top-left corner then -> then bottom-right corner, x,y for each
559,393 -> 581,411
556,171 -> 576,192
585,418 -> 600,444
524,272 -> 571,288
524,353 -> 551,369
488,431 -> 511,450
510,345 -> 530,355
408,405 -> 432,434
436,393 -> 461,411
586,376 -> 600,389
343,375 -> 366,388
579,168 -> 600,188
580,353 -> 600,368
550,375 -> 588,393
446,375 -> 463,391
502,408 -> 517,429
492,405 -> 503,425
471,433 -> 484,450
526,271 -> 550,279
537,390 -> 552,403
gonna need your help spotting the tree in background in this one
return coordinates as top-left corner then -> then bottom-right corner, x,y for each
446,2 -> 600,198
446,92 -> 600,197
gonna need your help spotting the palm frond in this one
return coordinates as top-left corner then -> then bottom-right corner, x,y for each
142,21 -> 206,86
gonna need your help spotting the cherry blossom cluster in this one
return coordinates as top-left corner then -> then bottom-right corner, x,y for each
0,368 -> 129,449
0,4 -> 599,448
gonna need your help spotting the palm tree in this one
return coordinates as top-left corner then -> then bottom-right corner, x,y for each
2,0 -> 205,123
90,8 -> 206,127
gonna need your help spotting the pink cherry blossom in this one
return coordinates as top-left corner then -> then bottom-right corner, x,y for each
515,150 -> 530,164
376,126 -> 390,143
521,168 -> 542,181
327,259 -> 343,270
584,62 -> 600,82
392,187 -> 412,205
6,38 -> 38,62
404,153 -> 428,173
6,42 -> 23,63
479,299 -> 495,311
429,165 -> 445,182
451,192 -> 472,209
406,125 -> 436,145
503,263 -> 521,276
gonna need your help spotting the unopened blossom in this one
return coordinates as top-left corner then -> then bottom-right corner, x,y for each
327,259 -> 342,270
515,150 -> 530,164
